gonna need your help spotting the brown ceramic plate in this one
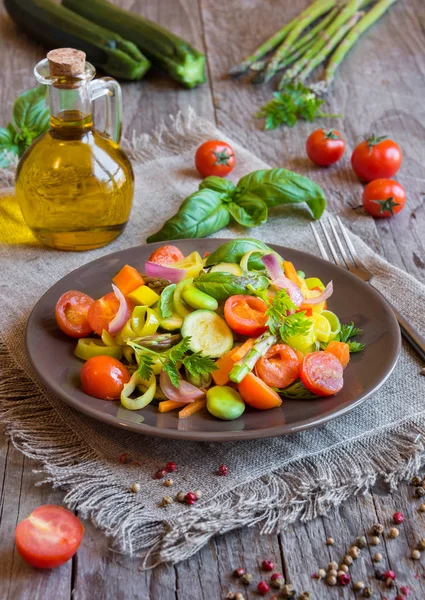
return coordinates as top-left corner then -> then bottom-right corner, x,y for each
25,239 -> 400,442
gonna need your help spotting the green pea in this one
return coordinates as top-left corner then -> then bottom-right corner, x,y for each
206,386 -> 245,421
182,284 -> 218,311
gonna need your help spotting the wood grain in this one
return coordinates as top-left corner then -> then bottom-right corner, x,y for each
0,0 -> 424,598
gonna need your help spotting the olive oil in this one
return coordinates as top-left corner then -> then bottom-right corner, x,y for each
16,49 -> 134,251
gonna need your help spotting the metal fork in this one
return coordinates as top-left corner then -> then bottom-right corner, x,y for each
311,216 -> 425,362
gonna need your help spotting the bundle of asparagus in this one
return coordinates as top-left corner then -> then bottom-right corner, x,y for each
229,0 -> 398,94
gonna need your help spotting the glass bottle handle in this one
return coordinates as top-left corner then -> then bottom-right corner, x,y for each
88,77 -> 122,143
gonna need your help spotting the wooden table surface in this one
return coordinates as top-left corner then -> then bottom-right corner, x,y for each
1,0 -> 425,598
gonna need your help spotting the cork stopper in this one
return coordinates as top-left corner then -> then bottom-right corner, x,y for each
47,48 -> 86,77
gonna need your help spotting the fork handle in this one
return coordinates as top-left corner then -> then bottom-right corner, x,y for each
387,300 -> 425,363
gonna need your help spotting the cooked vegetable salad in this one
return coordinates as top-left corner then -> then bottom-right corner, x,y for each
55,239 -> 364,421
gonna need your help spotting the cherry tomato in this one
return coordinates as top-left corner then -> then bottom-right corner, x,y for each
55,290 -> 94,339
87,292 -> 132,336
148,245 -> 185,266
351,134 -> 402,181
224,295 -> 268,337
362,178 -> 406,218
15,505 -> 84,569
300,351 -> 343,397
238,372 -> 282,410
195,140 -> 235,178
255,344 -> 302,389
80,356 -> 130,400
306,129 -> 345,167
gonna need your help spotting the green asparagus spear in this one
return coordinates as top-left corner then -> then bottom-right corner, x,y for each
251,39 -> 316,83
264,0 -> 336,82
229,334 -> 277,384
316,0 -> 400,93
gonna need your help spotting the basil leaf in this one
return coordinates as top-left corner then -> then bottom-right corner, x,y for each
227,193 -> 268,228
0,125 -> 19,167
193,271 -> 269,301
205,238 -> 276,270
199,176 -> 236,196
159,284 -> 176,319
147,188 -> 231,243
13,86 -> 48,131
235,168 -> 326,220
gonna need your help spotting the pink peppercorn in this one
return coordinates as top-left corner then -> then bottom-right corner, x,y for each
400,586 -> 409,595
185,492 -> 197,505
262,559 -> 274,571
393,511 -> 404,524
155,469 -> 167,479
166,461 -> 177,473
218,464 -> 229,476
384,570 -> 396,580
234,568 -> 245,577
257,581 -> 270,595
395,596 -> 406,600
271,573 -> 283,581
338,573 -> 351,586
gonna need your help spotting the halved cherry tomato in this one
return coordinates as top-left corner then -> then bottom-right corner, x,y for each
351,134 -> 402,181
148,245 -> 185,265
15,505 -> 84,569
238,372 -> 282,410
306,128 -> 345,167
87,292 -> 133,336
55,290 -> 94,339
362,178 -> 406,218
112,265 -> 144,296
255,344 -> 302,389
224,295 -> 268,336
300,352 -> 343,397
80,355 -> 130,400
195,140 -> 235,178
325,341 -> 350,368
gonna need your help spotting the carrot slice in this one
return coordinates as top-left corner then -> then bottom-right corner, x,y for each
238,372 -> 282,410
112,265 -> 145,296
179,399 -> 207,419
158,400 -> 188,413
325,341 -> 350,368
230,338 -> 256,363
283,260 -> 304,288
212,350 -> 237,386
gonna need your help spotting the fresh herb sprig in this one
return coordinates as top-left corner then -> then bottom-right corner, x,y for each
254,288 -> 312,341
321,321 -> 365,353
255,83 -> 342,131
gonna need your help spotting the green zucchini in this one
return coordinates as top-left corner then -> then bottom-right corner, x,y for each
62,0 -> 206,88
4,0 -> 150,81
181,310 -> 233,358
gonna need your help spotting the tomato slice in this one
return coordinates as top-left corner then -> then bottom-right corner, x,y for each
55,290 -> 94,339
224,295 -> 268,336
300,352 -> 343,397
87,292 -> 132,336
148,245 -> 185,266
238,372 -> 282,410
255,344 -> 302,389
15,505 -> 84,569
80,355 -> 130,400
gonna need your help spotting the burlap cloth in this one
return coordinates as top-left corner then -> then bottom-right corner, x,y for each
0,111 -> 424,567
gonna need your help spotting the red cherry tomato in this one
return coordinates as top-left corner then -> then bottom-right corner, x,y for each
362,178 -> 406,218
55,290 -> 94,339
300,352 -> 343,397
15,505 -> 84,569
195,140 -> 235,178
87,292 -> 132,336
81,355 -> 130,400
362,179 -> 406,218
255,344 -> 303,389
351,134 -> 402,181
224,295 -> 268,336
148,245 -> 185,265
306,129 -> 345,167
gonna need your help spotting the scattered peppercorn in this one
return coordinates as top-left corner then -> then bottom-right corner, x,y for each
257,581 -> 270,595
375,568 -> 385,580
233,568 -> 245,578
262,559 -> 274,571
385,577 -> 395,588
326,575 -> 337,586
218,464 -> 229,476
348,545 -> 361,559
185,492 -> 197,505
194,490 -> 203,499
370,523 -> 384,536
353,581 -> 365,591
270,575 -> 285,590
356,535 -> 367,548
235,594 -> 245,600
225,593 -> 235,599
384,570 -> 395,580
316,568 -> 326,581
393,511 -> 404,524
165,461 -> 177,472
339,564 -> 349,573
326,537 -> 334,545
417,538 -> 425,550
343,555 -> 354,566
411,549 -> 421,560
297,592 -> 311,600
130,482 -> 140,493
160,495 -> 173,507
119,452 -> 132,464
371,536 -> 380,545
411,476 -> 421,486
337,570 -> 345,578
281,583 -> 296,598
373,552 -> 382,562
176,491 -> 185,502
241,573 -> 253,585
389,527 -> 399,539
155,469 -> 167,479
394,596 -> 406,600
420,503 -> 425,512
400,586 -> 410,595
328,569 -> 337,578
338,573 -> 351,586
328,561 -> 338,571
363,587 -> 373,598
164,478 -> 173,487
415,486 -> 425,498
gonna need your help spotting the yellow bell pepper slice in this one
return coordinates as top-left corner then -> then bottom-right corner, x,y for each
173,252 -> 204,278
305,277 -> 325,292
121,372 -> 156,411
311,313 -> 332,343
74,338 -> 122,361
131,306 -> 160,337
127,285 -> 160,307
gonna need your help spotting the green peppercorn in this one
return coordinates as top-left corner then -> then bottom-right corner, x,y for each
297,592 -> 311,600
240,573 -> 253,585
370,523 -> 384,536
417,538 -> 425,550
415,486 -> 425,498
356,535 -> 367,548
281,584 -> 296,598
363,586 -> 373,598
412,476 -> 421,486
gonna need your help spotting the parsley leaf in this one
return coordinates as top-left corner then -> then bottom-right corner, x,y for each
262,288 -> 311,341
182,352 -> 218,377
346,340 -> 365,353
321,321 -> 365,353
137,353 -> 155,381
162,361 -> 181,388
256,83 -> 342,131
167,337 -> 191,364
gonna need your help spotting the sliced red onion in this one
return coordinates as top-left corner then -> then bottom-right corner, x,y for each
159,370 -> 205,403
261,253 -> 283,280
144,261 -> 187,283
108,284 -> 132,334
301,281 -> 334,306
273,275 -> 304,307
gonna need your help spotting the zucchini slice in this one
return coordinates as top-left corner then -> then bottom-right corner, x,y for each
181,310 -> 233,358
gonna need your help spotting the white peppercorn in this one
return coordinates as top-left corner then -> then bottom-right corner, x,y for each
412,549 -> 421,560
388,527 -> 399,539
